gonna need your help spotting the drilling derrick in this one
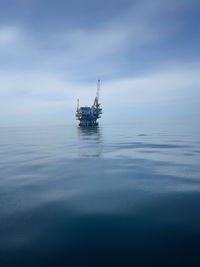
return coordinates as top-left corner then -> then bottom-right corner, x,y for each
76,80 -> 102,126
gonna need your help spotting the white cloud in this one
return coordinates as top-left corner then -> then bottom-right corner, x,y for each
0,0 -> 197,77
101,62 -> 200,106
0,0 -> 199,124
0,26 -> 21,45
0,62 -> 199,119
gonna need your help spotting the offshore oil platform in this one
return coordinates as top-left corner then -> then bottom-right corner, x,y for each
76,80 -> 102,126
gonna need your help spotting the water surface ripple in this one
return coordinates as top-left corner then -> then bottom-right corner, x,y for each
0,124 -> 200,266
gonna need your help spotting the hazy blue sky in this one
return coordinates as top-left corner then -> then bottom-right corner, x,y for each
0,0 -> 199,126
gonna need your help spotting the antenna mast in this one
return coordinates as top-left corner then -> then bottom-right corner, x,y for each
97,79 -> 100,100
93,80 -> 100,107
76,99 -> 79,111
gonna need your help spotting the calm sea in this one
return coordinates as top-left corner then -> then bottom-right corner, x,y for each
0,123 -> 200,266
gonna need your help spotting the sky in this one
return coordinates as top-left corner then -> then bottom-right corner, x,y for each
0,0 -> 200,126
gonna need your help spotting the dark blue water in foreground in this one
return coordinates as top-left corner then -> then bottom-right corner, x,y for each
0,124 -> 200,266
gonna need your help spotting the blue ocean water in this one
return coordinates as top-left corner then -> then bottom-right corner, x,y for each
0,123 -> 200,266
